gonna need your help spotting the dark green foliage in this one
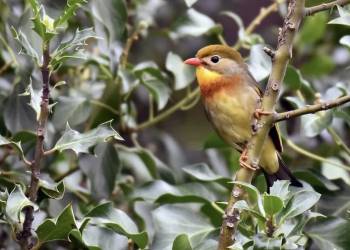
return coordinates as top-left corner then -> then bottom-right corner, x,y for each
0,1 -> 350,250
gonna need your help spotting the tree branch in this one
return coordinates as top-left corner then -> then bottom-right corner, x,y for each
274,95 -> 350,122
218,1 -> 305,249
17,44 -> 51,250
304,0 -> 350,16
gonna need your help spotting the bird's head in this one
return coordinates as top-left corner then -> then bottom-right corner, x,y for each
184,44 -> 245,87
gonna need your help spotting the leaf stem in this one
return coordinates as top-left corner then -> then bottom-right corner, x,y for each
285,139 -> 350,171
327,127 -> 350,156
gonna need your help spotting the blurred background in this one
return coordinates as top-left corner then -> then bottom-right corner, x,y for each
1,0 -> 350,249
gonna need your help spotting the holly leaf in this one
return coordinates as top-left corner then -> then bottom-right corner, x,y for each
36,204 -> 77,243
52,121 -> 122,155
86,202 -> 148,248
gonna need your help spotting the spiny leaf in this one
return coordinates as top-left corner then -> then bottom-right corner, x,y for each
52,121 -> 122,155
19,79 -> 41,120
51,28 -> 99,68
36,204 -> 77,243
86,202 -> 148,248
54,0 -> 87,27
11,28 -> 39,62
0,135 -> 26,163
39,179 -> 65,199
5,185 -> 38,230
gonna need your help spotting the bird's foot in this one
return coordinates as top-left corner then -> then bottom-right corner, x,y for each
239,148 -> 259,171
254,109 -> 272,119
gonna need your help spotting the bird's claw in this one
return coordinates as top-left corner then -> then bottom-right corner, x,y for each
254,109 -> 273,119
239,148 -> 259,171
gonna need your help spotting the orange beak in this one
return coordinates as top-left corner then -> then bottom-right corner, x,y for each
184,58 -> 202,67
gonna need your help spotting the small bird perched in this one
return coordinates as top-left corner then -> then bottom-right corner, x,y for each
184,44 -> 302,189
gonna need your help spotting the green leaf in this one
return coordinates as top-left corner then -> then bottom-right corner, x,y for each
322,158 -> 350,185
5,185 -> 38,230
253,234 -> 282,250
340,35 -> 350,47
54,0 -> 87,27
233,200 -> 266,222
36,204 -> 77,243
51,28 -> 99,68
135,62 -> 171,110
165,51 -> 195,90
301,54 -> 335,76
297,12 -> 327,45
4,84 -> 37,133
133,180 -> 218,204
247,44 -> 272,82
263,194 -> 284,216
172,234 -> 193,250
303,111 -> 333,137
269,180 -> 290,202
11,28 -> 39,62
90,0 -> 127,42
182,163 -> 230,186
39,179 -> 65,199
72,225 -> 128,250
29,4 -> 56,41
231,181 -> 265,217
52,121 -> 122,155
152,204 -> 215,250
19,79 -> 41,120
184,0 -> 198,7
170,9 -> 216,39
52,95 -> 91,130
0,135 -> 26,162
328,5 -> 350,26
86,202 -> 148,248
79,143 -> 120,200
280,190 -> 321,222
284,65 -> 314,98
294,171 -> 339,192
307,217 -> 350,250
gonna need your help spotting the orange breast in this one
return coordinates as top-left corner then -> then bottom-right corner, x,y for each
199,75 -> 242,98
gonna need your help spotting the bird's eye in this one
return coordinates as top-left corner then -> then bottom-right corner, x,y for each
210,55 -> 220,63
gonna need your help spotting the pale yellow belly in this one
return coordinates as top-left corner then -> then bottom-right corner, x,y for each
204,88 -> 279,173
204,88 -> 256,147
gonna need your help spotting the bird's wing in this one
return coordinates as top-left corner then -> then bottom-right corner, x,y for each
246,69 -> 283,153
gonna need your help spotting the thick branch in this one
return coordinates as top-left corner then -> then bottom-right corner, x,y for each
275,95 -> 350,122
304,0 -> 350,16
17,44 -> 51,250
218,1 -> 305,249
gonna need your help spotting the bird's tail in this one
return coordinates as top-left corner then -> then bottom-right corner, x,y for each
263,156 -> 302,192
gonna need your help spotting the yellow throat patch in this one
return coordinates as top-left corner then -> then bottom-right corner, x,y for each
196,66 -> 222,87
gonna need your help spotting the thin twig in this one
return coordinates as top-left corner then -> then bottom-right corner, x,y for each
327,127 -> 350,156
285,139 -> 350,171
120,22 -> 146,68
17,44 -> 51,249
304,0 -> 350,16
274,95 -> 350,122
233,0 -> 284,50
135,87 -> 200,131
0,60 -> 13,75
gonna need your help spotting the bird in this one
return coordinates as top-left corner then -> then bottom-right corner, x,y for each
184,44 -> 302,190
